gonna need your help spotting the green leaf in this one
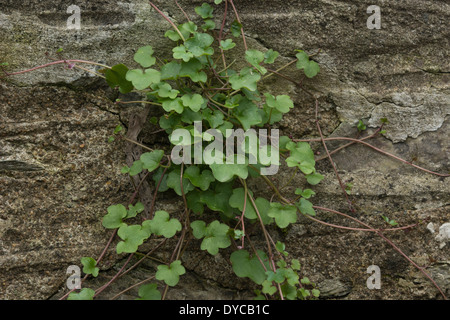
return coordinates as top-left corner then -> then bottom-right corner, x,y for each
202,19 -> 216,31
102,204 -> 127,229
195,3 -> 214,19
190,220 -> 231,255
295,50 -> 320,78
245,50 -> 267,74
312,289 -> 320,298
232,97 -> 262,130
126,68 -> 161,90
264,49 -> 279,64
199,182 -> 234,217
67,288 -> 95,300
381,215 -> 398,226
295,188 -> 316,199
291,259 -> 301,271
306,172 -> 324,185
297,198 -> 316,216
262,280 -> 277,295
116,224 -> 151,254
80,257 -> 99,277
254,197 -> 274,225
230,20 -> 243,37
230,249 -> 270,285
275,241 -> 288,257
156,260 -> 186,287
162,98 -> 184,114
173,45 -> 194,62
202,108 -> 224,128
126,202 -> 145,218
220,39 -> 236,51
357,119 -> 367,131
285,141 -> 316,174
143,210 -> 182,238
264,93 -> 294,113
229,188 -> 257,219
134,45 -> 156,68
183,166 -> 215,191
181,93 -> 205,112
105,64 -> 134,94
153,82 -> 179,99
185,33 -> 214,57
179,59 -> 208,83
268,202 -> 297,228
209,155 -> 249,182
229,67 -> 261,92
136,283 -> 161,300
152,167 -> 169,192
140,150 -> 164,172
214,0 -> 223,4
129,160 -> 144,176
166,168 -> 195,196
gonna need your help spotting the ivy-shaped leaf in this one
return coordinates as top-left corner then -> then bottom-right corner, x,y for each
126,68 -> 161,90
199,182 -> 234,217
305,172 -> 324,185
102,204 -> 127,229
297,198 -> 316,216
140,150 -> 164,172
229,67 -> 261,92
126,202 -> 145,218
264,49 -> 279,64
136,283 -> 161,300
183,166 -> 215,191
173,45 -> 194,62
232,97 -> 263,130
220,39 -> 236,51
245,50 -> 267,75
162,97 -> 185,114
185,33 -> 214,57
179,59 -> 207,83
295,188 -> 316,199
295,50 -> 320,78
134,45 -> 156,68
105,64 -> 134,94
228,188 -> 257,220
116,224 -> 151,254
209,155 -> 249,182
195,3 -> 214,19
128,160 -> 144,176
153,82 -> 179,99
202,108 -> 224,128
190,220 -> 231,255
230,20 -> 243,37
166,168 -> 195,196
67,288 -> 95,300
80,257 -> 99,277
202,19 -> 216,31
181,93 -> 205,112
264,93 -> 294,113
285,141 -> 316,175
268,202 -> 297,228
142,210 -> 182,238
230,249 -> 270,285
155,260 -> 186,287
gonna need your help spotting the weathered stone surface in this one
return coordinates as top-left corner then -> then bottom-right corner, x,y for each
0,0 -> 448,300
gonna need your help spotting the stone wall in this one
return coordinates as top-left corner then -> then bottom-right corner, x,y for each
0,0 -> 448,300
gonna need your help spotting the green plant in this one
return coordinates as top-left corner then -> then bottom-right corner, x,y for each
2,0 -> 448,301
